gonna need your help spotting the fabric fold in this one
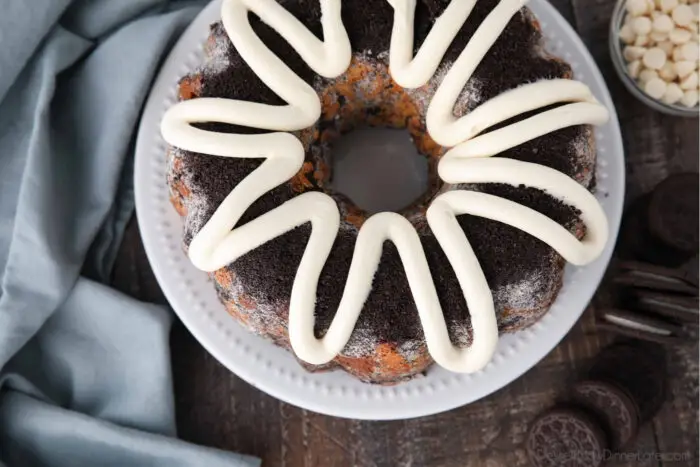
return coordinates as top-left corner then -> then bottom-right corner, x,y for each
0,392 -> 259,467
0,0 -> 261,465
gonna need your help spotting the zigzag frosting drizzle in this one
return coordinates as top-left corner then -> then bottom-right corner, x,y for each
161,0 -> 609,373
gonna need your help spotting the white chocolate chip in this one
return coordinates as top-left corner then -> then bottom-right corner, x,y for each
653,14 -> 676,31
650,31 -> 669,42
643,47 -> 668,68
680,89 -> 699,107
634,16 -> 654,35
658,40 -> 676,55
674,59 -> 697,77
662,82 -> 685,102
620,24 -> 637,44
680,70 -> 699,88
624,45 -> 648,61
681,41 -> 699,60
673,45 -> 686,60
661,0 -> 680,12
628,59 -> 643,78
660,60 -> 679,79
645,77 -> 668,98
639,68 -> 661,82
672,4 -> 694,25
629,0 -> 650,16
635,34 -> 651,46
619,0 -> 700,107
690,3 -> 699,19
669,27 -> 693,43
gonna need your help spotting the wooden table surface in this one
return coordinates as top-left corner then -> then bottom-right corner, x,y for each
112,0 -> 699,465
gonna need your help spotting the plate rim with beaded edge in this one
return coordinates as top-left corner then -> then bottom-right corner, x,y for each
135,0 -> 625,420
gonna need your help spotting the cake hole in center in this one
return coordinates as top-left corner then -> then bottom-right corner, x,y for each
329,127 -> 429,214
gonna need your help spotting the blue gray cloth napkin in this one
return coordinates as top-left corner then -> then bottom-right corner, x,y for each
0,0 -> 260,465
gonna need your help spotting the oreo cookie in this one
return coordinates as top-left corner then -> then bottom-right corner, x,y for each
617,194 -> 688,266
527,407 -> 608,467
588,341 -> 667,422
571,380 -> 640,450
634,289 -> 699,323
597,308 -> 695,344
648,173 -> 699,254
615,260 -> 699,295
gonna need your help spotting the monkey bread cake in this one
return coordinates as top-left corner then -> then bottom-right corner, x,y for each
161,0 -> 610,384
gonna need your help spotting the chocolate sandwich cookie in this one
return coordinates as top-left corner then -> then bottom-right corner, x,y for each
588,341 -> 667,422
648,173 -> 699,254
633,289 -> 699,323
615,260 -> 699,295
678,255 -> 700,288
527,407 -> 608,467
616,195 -> 688,266
571,380 -> 640,450
597,308 -> 697,344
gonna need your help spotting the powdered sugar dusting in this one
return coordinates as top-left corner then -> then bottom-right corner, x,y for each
177,158 -> 213,242
201,23 -> 231,74
494,271 -> 545,312
183,199 -> 208,243
406,63 -> 483,119
570,126 -> 596,187
449,323 -> 474,348
341,325 -> 379,358
570,131 -> 590,157
230,274 -> 289,336
396,339 -> 424,361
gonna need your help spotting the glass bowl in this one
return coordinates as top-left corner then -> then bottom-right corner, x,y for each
609,0 -> 700,117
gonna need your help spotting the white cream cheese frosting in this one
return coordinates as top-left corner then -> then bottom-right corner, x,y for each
161,0 -> 610,373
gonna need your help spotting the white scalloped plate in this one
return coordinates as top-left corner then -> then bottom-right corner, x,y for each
135,0 -> 624,420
